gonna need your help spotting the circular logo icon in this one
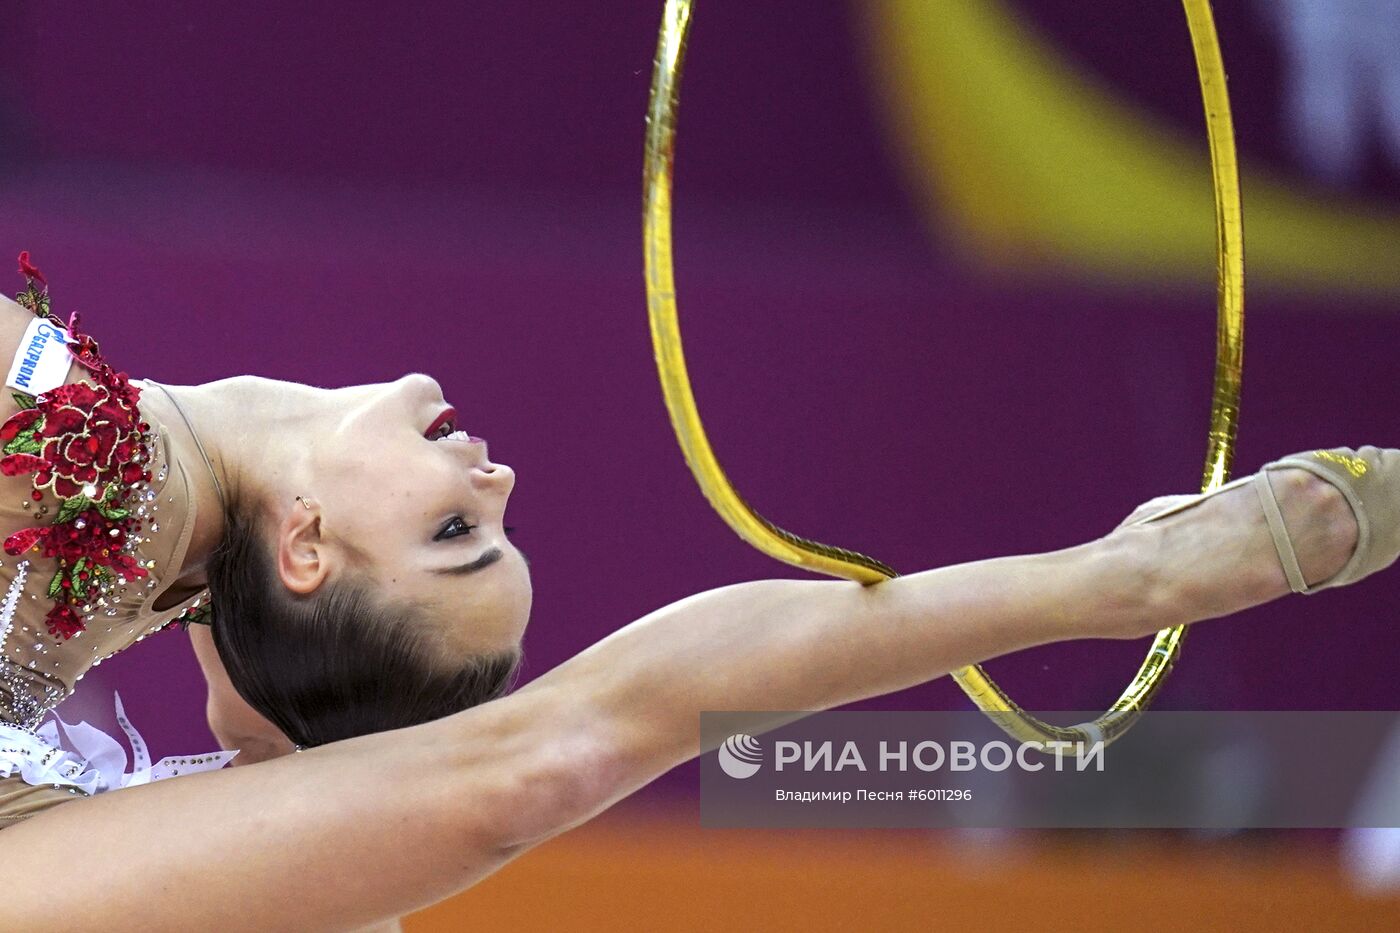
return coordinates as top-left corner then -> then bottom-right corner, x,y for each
717,733 -> 762,779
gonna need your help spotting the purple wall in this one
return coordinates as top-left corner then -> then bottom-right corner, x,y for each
1,3 -> 1395,789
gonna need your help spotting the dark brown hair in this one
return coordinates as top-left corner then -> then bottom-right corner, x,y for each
205,509 -> 520,749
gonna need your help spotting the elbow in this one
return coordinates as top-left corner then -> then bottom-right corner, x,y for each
493,724 -> 628,855
463,691 -> 633,856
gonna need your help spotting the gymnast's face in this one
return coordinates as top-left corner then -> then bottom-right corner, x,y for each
285,373 -> 532,659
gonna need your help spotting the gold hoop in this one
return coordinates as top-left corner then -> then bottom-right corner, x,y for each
641,0 -> 1244,747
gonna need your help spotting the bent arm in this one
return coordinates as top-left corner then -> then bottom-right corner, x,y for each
0,676 -> 607,932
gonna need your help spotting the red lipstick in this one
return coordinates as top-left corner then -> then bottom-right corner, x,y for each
424,406 -> 457,438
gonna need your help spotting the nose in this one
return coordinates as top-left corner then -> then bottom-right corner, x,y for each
472,462 -> 515,496
393,372 -> 443,402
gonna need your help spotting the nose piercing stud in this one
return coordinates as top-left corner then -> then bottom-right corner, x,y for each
295,496 -> 312,510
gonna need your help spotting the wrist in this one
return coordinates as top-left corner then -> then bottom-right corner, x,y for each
1090,527 -> 1178,640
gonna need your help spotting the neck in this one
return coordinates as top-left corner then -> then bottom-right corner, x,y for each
135,376 -> 327,592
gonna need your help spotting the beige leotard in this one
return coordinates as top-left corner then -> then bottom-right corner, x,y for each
0,283 -> 208,830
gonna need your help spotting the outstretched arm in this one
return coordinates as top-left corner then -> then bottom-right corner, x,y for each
1,485 -> 1338,931
524,462 -> 1352,829
518,533 -> 1160,812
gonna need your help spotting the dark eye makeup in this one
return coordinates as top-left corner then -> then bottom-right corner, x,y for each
434,520 -> 517,543
434,517 -> 477,541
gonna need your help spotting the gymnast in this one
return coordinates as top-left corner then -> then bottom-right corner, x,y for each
0,252 -> 1395,931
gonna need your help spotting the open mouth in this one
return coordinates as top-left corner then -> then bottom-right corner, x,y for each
425,406 -> 484,444
425,406 -> 457,439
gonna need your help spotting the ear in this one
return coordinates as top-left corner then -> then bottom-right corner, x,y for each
273,500 -> 335,596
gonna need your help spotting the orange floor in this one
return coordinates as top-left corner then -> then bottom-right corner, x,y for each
404,807 -> 1398,932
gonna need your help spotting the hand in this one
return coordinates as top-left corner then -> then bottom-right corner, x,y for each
1106,468 -> 1359,633
1112,493 -> 1201,533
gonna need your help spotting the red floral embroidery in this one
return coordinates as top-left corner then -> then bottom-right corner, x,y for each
1,381 -> 146,498
17,250 -> 45,285
45,604 -> 83,639
0,253 -> 153,639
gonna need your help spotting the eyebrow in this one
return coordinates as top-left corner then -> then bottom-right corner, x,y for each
434,546 -> 505,576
